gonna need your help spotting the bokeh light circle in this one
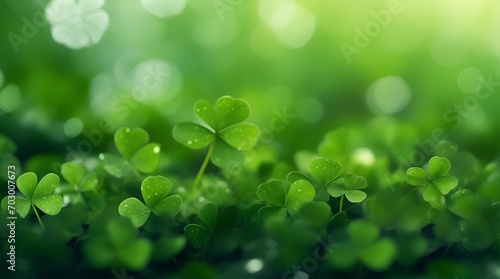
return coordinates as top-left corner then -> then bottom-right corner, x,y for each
457,67 -> 483,94
366,76 -> 412,115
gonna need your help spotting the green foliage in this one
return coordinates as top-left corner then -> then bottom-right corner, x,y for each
2,172 -> 62,218
184,202 -> 239,249
100,127 -> 160,178
256,179 -> 315,220
118,176 -> 182,227
329,220 -> 397,271
172,96 -> 260,169
82,217 -> 152,270
406,156 -> 459,207
328,173 -> 368,203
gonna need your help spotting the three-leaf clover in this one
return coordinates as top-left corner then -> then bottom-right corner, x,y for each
329,220 -> 397,271
82,217 -> 152,270
172,96 -> 260,188
57,160 -> 103,210
1,172 -> 62,230
287,157 -> 343,201
119,176 -> 182,228
256,179 -> 315,220
328,173 -> 368,207
406,156 -> 459,207
100,127 -> 161,178
184,202 -> 239,249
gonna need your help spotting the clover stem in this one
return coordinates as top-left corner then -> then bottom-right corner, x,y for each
339,195 -> 345,213
32,204 -> 45,231
442,242 -> 452,257
193,142 -> 215,190
202,235 -> 212,263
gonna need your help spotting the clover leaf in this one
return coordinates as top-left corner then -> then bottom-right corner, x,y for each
173,96 -> 260,189
184,203 -> 239,250
256,179 -> 315,220
328,173 -> 368,202
57,160 -> 103,210
82,217 -> 152,271
406,156 -> 459,207
100,127 -> 161,178
1,172 -> 62,230
118,176 -> 182,228
287,157 -> 343,201
329,220 -> 397,271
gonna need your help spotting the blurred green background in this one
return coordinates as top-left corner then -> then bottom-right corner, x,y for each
0,0 -> 499,167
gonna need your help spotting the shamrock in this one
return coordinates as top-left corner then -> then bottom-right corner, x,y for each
82,217 -> 152,270
256,179 -> 315,220
118,176 -> 182,228
329,220 -> 397,271
1,172 -> 62,230
57,160 -> 103,211
172,96 -> 260,188
184,203 -> 239,254
406,156 -> 459,207
427,189 -> 492,250
327,173 -> 368,208
100,127 -> 161,178
287,157 -> 343,201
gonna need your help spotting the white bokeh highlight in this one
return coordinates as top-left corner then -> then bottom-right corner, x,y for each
140,0 -> 186,18
45,0 -> 110,49
366,76 -> 412,115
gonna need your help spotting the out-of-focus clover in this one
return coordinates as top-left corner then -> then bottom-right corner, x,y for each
256,179 -> 315,220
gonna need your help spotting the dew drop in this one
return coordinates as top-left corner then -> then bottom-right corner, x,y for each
125,128 -> 131,133
188,140 -> 193,145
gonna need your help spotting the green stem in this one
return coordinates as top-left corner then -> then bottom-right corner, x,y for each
339,195 -> 345,213
193,142 -> 215,190
442,242 -> 452,257
32,204 -> 45,231
202,235 -> 212,263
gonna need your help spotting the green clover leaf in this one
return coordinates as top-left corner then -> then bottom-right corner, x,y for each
184,203 -> 239,249
172,96 -> 260,171
327,173 -> 368,204
330,220 -> 397,271
1,172 -> 62,219
57,160 -> 103,211
118,176 -> 182,228
287,157 -> 343,201
406,156 -> 459,207
82,217 -> 152,270
173,96 -> 260,190
256,179 -> 315,220
101,127 -> 160,177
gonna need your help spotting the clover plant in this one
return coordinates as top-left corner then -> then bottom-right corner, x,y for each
1,172 -> 62,230
287,157 -> 368,213
329,219 -> 397,271
2,98 -> 499,279
172,96 -> 260,189
57,160 -> 104,213
184,202 -> 239,260
82,217 -> 152,270
100,127 -> 161,178
256,179 -> 315,220
406,156 -> 459,207
119,175 -> 182,227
